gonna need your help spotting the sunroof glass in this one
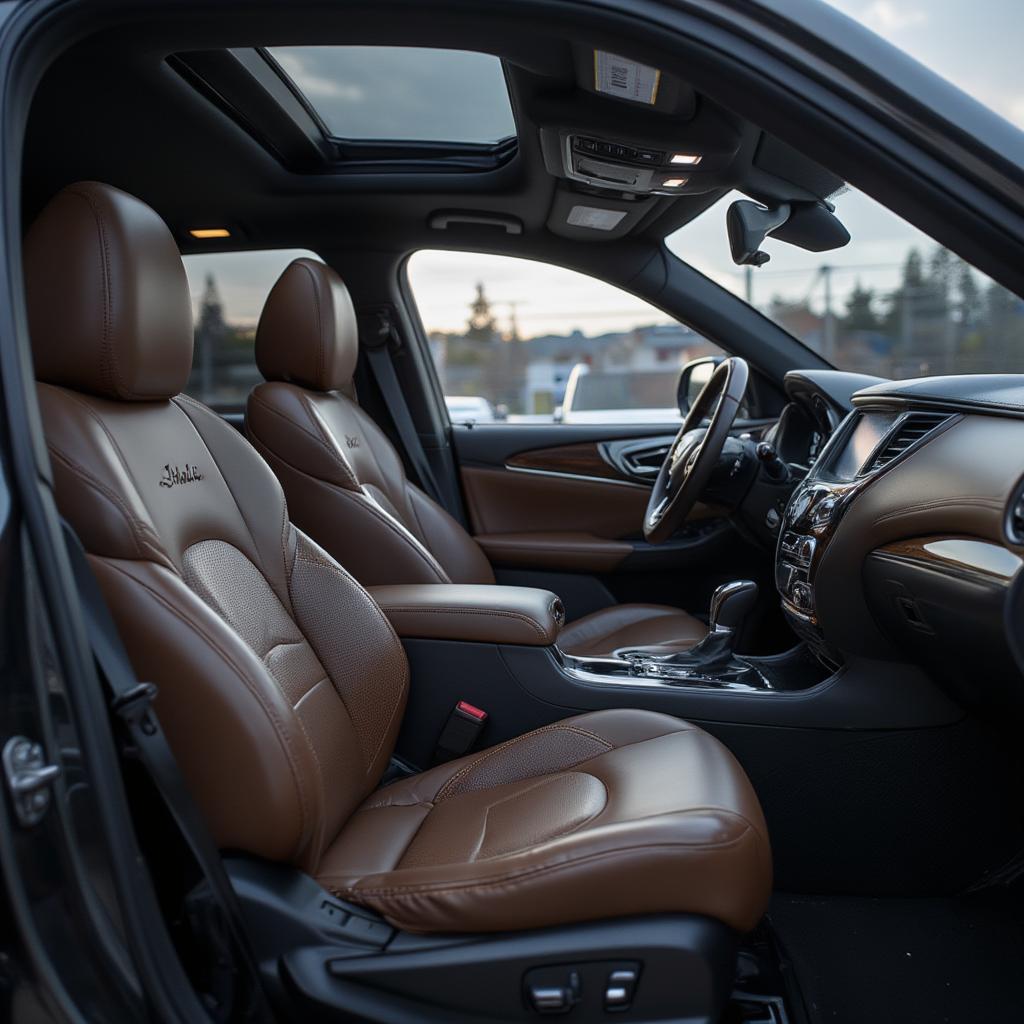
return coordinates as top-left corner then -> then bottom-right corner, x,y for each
267,46 -> 517,145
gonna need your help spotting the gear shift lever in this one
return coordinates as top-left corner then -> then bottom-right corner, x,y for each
619,580 -> 760,682
709,580 -> 759,640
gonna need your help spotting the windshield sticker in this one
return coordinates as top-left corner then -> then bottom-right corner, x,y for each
594,51 -> 660,105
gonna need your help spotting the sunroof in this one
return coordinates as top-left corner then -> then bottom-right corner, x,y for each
266,46 -> 517,145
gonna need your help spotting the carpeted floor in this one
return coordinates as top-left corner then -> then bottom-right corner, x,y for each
767,891 -> 1024,1024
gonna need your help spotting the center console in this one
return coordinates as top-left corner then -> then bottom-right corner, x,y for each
774,407 -> 945,668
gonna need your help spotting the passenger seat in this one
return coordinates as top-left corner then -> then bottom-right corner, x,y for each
246,258 -> 709,656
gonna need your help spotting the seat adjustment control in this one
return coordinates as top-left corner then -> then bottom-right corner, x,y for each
524,967 -> 580,1015
604,965 -> 640,1012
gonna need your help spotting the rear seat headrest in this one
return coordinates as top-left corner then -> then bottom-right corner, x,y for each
25,181 -> 193,402
255,257 -> 358,392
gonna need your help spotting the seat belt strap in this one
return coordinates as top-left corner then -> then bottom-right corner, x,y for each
60,522 -> 271,1022
360,308 -> 446,508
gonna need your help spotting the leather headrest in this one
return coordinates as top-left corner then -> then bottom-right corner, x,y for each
255,258 -> 358,392
25,182 -> 193,402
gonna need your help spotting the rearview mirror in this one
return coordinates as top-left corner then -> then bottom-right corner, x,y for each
677,356 -> 723,414
727,198 -> 850,266
726,200 -> 791,267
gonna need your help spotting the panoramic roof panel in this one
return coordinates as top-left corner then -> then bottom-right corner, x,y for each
267,45 -> 517,145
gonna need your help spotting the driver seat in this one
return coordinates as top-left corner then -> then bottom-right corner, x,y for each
246,258 -> 708,657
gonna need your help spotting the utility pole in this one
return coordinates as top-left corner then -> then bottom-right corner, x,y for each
745,265 -> 753,305
822,264 -> 836,362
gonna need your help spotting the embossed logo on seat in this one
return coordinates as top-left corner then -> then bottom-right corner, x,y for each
345,435 -> 361,449
159,463 -> 204,489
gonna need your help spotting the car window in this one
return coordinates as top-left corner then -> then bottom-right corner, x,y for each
181,248 -> 322,409
406,250 -> 723,424
823,0 -> 1023,131
665,187 -> 1024,379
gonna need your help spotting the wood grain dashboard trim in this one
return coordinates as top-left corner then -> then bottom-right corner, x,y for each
876,536 -> 1022,586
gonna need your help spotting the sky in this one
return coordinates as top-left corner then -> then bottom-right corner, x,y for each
184,0 -> 1022,337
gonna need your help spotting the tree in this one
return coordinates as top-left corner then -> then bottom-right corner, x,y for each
465,282 -> 498,342
194,272 -> 227,395
842,281 -> 879,332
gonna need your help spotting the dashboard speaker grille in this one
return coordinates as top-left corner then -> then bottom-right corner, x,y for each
866,412 -> 952,473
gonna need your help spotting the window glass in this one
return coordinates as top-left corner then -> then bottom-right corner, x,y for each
823,0 -> 1023,130
181,249 -> 321,408
407,251 -> 722,424
665,188 -> 1024,378
266,47 -> 516,144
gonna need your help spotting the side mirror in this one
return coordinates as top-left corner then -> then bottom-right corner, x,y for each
726,200 -> 791,267
677,356 -> 723,414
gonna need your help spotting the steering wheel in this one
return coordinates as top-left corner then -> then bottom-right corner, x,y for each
644,357 -> 749,543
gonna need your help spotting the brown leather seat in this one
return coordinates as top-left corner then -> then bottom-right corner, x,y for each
26,181 -> 770,936
246,257 -> 708,657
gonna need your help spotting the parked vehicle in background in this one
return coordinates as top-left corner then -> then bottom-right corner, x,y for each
444,394 -> 499,423
557,362 -> 682,423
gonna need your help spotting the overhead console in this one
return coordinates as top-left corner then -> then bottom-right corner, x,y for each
559,131 -> 738,197
533,44 -> 747,204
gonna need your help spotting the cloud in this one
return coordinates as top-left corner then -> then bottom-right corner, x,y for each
1006,95 -> 1024,129
273,52 -> 365,103
861,1 -> 928,32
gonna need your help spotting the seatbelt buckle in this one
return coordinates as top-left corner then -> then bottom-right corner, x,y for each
111,681 -> 159,736
432,701 -> 488,764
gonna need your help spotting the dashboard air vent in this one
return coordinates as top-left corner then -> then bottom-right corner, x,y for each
865,412 -> 951,474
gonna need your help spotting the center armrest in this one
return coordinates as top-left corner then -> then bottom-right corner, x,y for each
368,584 -> 566,646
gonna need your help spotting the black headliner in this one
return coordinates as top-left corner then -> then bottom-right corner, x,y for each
20,4 -> 845,268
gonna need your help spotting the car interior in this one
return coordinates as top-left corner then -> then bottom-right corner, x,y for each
7,1 -> 1024,1022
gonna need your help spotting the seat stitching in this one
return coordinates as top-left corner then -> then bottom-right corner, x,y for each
172,397 -> 271,579
66,187 -> 120,397
301,473 -> 449,583
331,830 -> 755,900
382,605 -> 550,641
247,411 -> 451,583
248,391 -> 360,491
296,261 -> 324,389
175,397 -> 294,610
302,397 -> 364,492
468,773 -> 608,863
435,724 -> 613,803
102,557 -> 314,859
293,548 -> 409,773
47,446 -> 158,562
51,389 -> 159,510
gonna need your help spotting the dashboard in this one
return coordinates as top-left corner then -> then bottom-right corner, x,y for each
769,371 -> 1024,711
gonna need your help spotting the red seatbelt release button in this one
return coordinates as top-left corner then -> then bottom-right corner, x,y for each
456,700 -> 487,722
433,700 -> 489,764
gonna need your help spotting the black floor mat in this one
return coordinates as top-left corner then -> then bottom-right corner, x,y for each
768,892 -> 1024,1024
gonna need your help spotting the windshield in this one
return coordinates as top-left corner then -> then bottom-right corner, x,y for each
823,1 -> 1022,129
665,187 -> 1024,378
